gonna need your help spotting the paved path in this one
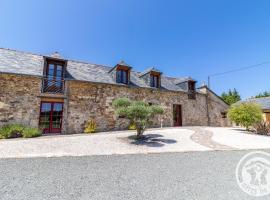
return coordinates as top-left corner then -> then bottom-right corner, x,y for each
0,150 -> 268,200
189,127 -> 236,150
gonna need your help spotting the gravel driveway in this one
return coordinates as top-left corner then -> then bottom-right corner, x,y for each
1,127 -> 270,158
0,128 -> 209,158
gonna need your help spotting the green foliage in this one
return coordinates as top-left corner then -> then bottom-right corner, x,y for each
228,103 -> 263,130
112,97 -> 131,109
221,88 -> 241,105
255,91 -> 270,98
22,127 -> 41,138
0,124 -> 41,139
128,123 -> 136,130
112,98 -> 164,139
84,119 -> 97,133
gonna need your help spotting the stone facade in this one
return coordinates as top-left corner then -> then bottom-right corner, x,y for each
64,80 -> 229,133
0,73 -> 230,134
0,74 -> 41,127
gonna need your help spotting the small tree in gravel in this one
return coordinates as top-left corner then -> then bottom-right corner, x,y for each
228,102 -> 263,130
112,98 -> 164,139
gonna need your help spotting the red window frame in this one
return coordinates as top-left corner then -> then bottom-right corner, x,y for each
43,59 -> 65,93
39,101 -> 64,134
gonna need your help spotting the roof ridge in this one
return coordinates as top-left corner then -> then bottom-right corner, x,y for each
0,47 -> 44,57
0,47 -> 192,80
0,47 -> 113,69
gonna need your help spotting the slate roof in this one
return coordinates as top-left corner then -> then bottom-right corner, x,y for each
0,47 -> 196,92
239,97 -> 270,110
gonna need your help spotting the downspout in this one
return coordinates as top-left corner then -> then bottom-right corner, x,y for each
205,88 -> 210,126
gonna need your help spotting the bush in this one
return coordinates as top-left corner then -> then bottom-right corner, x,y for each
84,119 -> 97,133
0,124 -> 41,139
113,98 -> 164,139
128,123 -> 136,130
22,127 -> 41,138
253,121 -> 270,135
228,102 -> 263,130
0,124 -> 24,139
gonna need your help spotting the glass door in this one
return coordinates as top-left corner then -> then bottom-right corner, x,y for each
39,102 -> 63,133
44,62 -> 64,93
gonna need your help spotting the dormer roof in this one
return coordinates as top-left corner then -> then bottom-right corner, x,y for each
108,60 -> 132,73
139,67 -> 162,77
175,77 -> 196,85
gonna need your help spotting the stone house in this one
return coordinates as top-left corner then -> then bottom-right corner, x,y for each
0,48 -> 229,134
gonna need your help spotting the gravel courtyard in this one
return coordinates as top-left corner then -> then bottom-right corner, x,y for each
1,127 -> 270,158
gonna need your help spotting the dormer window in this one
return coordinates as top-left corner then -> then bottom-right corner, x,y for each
188,80 -> 196,99
140,67 -> 162,88
188,81 -> 195,91
109,61 -> 131,85
150,74 -> 160,88
42,57 -> 66,93
116,69 -> 128,84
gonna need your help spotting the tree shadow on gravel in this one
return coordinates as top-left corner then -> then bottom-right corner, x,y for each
128,134 -> 177,147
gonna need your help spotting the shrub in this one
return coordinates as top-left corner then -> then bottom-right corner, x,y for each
128,123 -> 136,130
113,98 -> 164,139
22,127 -> 41,138
0,124 -> 24,139
253,121 -> 270,135
228,102 -> 263,130
0,124 -> 41,139
84,119 -> 97,133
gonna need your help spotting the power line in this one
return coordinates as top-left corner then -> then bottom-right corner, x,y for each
207,60 -> 270,88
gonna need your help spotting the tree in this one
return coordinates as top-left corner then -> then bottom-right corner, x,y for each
112,98 -> 164,139
228,102 -> 263,130
255,91 -> 270,98
221,88 -> 241,105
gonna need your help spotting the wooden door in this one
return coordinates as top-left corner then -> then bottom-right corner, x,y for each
173,104 -> 182,126
266,113 -> 270,123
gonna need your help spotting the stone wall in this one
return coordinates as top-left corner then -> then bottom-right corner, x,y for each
0,73 -> 41,127
64,80 -> 228,133
0,73 -> 230,134
199,86 -> 230,127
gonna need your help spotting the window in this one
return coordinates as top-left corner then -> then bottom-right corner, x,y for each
221,112 -> 227,119
150,74 -> 159,88
39,102 -> 64,133
116,69 -> 128,84
188,81 -> 195,91
188,81 -> 196,99
43,59 -> 65,93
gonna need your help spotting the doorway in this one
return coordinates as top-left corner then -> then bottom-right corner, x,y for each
173,104 -> 182,126
39,102 -> 64,133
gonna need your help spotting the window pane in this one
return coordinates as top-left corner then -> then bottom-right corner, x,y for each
116,70 -> 122,83
154,76 -> 158,87
122,70 -> 127,83
56,65 -> 63,77
48,64 -> 55,76
53,103 -> 63,112
150,75 -> 154,87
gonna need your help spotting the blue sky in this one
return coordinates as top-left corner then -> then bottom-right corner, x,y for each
1,0 -> 270,99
